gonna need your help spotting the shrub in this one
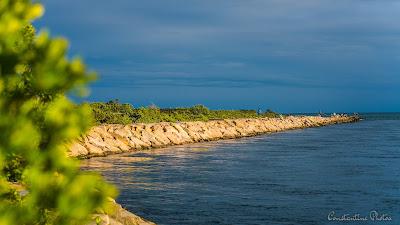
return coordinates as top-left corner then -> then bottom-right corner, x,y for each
0,1 -> 116,225
90,100 -> 139,124
89,102 -> 279,124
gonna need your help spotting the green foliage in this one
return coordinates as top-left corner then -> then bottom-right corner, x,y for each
3,154 -> 26,182
264,109 -> 277,118
89,102 -> 279,124
0,1 -> 116,225
90,99 -> 139,124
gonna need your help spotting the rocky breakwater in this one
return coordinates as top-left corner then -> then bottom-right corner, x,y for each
69,115 -> 359,158
75,115 -> 358,225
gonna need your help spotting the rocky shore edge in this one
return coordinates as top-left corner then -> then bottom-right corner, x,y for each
69,115 -> 359,158
87,198 -> 156,225
74,115 -> 358,225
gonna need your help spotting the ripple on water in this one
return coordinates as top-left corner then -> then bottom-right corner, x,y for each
84,118 -> 400,225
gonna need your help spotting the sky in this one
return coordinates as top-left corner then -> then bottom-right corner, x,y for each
35,0 -> 400,113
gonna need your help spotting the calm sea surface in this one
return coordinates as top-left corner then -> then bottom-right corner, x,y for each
82,113 -> 400,225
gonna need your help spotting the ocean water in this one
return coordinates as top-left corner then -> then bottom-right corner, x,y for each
82,113 -> 400,225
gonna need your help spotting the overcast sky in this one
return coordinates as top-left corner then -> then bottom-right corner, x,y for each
35,0 -> 400,112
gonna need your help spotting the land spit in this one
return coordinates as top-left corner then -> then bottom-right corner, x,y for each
70,115 -> 359,158
76,115 -> 359,225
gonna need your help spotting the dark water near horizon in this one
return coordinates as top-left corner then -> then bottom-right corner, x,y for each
82,113 -> 400,225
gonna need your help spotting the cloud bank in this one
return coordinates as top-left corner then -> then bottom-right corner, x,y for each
35,0 -> 400,112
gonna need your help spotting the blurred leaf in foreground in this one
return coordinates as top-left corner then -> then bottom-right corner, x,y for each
0,1 -> 116,224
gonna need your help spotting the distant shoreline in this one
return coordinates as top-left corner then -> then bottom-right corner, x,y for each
69,115 -> 359,159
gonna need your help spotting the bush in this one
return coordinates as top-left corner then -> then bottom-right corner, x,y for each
89,102 -> 279,124
90,100 -> 139,124
0,1 -> 116,225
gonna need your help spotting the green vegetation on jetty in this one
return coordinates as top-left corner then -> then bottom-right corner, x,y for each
89,100 -> 279,124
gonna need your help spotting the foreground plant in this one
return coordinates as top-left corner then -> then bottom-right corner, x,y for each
0,1 -> 116,224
